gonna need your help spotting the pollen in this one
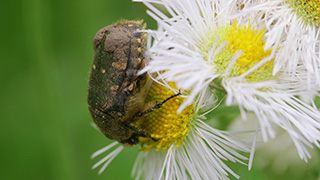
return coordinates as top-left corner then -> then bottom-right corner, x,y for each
287,0 -> 320,27
202,20 -> 276,82
132,82 -> 195,152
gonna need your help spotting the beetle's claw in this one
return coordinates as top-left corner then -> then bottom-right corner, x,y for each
151,137 -> 159,142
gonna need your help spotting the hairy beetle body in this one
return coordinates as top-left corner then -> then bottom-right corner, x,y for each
87,21 -> 148,145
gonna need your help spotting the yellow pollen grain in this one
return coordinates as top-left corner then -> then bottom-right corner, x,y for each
202,20 -> 276,82
112,62 -> 127,70
137,47 -> 142,54
287,0 -> 320,27
132,82 -> 195,152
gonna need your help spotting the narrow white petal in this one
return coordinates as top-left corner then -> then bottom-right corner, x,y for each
223,72 -> 320,161
91,141 -> 119,159
132,118 -> 251,180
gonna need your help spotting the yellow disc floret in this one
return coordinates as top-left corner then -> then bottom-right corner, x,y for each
287,0 -> 320,27
202,20 -> 276,83
133,82 -> 195,152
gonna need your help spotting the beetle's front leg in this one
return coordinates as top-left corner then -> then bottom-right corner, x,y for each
123,121 -> 158,142
136,90 -> 182,117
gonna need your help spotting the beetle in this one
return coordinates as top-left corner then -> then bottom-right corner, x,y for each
87,20 -> 180,145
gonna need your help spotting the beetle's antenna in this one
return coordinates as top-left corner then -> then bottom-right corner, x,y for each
137,90 -> 181,117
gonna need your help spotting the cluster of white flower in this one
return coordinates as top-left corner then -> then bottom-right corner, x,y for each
92,0 -> 320,179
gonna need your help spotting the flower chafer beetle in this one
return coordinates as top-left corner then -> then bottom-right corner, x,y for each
87,20 -> 180,145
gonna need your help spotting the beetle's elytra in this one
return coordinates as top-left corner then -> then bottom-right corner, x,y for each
87,20 -> 150,145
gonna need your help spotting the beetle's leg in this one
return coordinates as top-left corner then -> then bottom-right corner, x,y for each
123,122 -> 158,142
136,90 -> 181,117
124,90 -> 181,142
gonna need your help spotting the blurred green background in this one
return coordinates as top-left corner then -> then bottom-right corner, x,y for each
1,0 -> 319,180
1,0 -> 155,179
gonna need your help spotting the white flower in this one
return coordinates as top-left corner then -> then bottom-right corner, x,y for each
91,81 -> 250,180
240,0 -> 320,86
229,113 -> 320,178
133,120 -> 250,180
135,0 -> 320,162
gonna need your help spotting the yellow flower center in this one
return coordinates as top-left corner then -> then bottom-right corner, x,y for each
202,21 -> 276,83
287,0 -> 320,27
132,82 -> 195,152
